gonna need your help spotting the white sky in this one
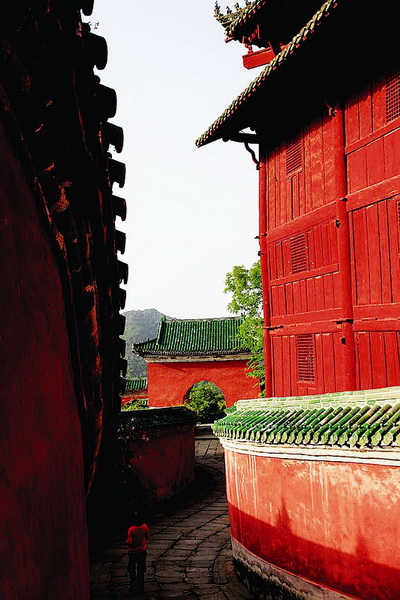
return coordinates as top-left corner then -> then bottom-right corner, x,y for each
91,0 -> 261,318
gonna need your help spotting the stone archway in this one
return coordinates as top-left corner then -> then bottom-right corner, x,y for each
184,381 -> 227,423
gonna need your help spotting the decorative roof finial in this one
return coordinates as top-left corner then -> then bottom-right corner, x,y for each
214,1 -> 253,32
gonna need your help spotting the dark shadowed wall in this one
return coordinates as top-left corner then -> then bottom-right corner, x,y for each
0,123 -> 90,599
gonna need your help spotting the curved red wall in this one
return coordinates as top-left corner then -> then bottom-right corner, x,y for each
147,360 -> 260,408
225,447 -> 400,600
0,125 -> 89,599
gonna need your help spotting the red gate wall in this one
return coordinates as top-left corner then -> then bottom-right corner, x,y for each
260,67 -> 400,396
147,360 -> 260,408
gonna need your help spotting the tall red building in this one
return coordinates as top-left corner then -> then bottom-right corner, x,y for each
198,0 -> 400,397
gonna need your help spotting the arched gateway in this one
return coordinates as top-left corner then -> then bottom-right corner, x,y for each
133,316 -> 260,408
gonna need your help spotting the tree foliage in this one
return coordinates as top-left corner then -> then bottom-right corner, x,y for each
186,382 -> 226,423
224,261 -> 265,389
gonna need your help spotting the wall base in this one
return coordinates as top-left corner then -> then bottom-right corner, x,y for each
232,538 -> 357,600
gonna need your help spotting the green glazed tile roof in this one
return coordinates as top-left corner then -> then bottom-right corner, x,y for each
119,406 -> 197,439
133,316 -> 249,358
125,377 -> 148,392
212,387 -> 400,449
196,0 -> 338,147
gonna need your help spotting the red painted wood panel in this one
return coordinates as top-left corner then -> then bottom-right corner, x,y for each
272,336 -> 284,395
347,148 -> 368,192
271,331 -> 350,396
345,93 -> 360,146
265,117 -> 338,231
320,333 -> 336,392
350,196 -> 400,306
385,332 -> 400,385
358,83 -> 373,139
356,331 -> 373,389
366,137 -> 385,186
384,128 -> 400,179
282,335 -> 292,397
355,331 -> 400,389
372,76 -> 386,132
350,206 -> 370,305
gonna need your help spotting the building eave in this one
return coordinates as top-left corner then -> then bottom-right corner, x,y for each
142,353 -> 252,364
196,0 -> 338,148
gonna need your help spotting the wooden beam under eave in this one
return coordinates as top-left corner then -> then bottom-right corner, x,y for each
243,44 -> 287,70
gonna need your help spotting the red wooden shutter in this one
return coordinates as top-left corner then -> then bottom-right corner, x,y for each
386,66 -> 400,122
286,133 -> 302,174
290,233 -> 308,273
297,334 -> 315,382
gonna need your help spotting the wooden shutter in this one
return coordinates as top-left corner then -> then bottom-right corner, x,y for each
290,233 -> 308,273
286,133 -> 302,174
297,334 -> 315,382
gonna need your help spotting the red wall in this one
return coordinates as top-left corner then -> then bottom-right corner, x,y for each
0,124 -> 89,599
147,360 -> 260,408
225,447 -> 400,600
126,427 -> 195,504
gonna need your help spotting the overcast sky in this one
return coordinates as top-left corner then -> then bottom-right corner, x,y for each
91,0 -> 261,318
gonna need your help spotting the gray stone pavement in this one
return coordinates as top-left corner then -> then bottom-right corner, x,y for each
90,432 -> 253,600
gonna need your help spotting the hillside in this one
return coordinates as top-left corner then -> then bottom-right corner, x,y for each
122,309 -> 167,377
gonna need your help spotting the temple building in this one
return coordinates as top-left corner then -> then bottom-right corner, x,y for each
133,316 -> 260,407
197,0 -> 400,598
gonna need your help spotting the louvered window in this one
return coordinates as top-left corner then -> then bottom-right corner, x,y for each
286,133 -> 302,174
290,233 -> 308,273
386,66 -> 400,122
297,334 -> 315,382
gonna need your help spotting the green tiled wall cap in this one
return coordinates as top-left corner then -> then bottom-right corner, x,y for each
212,387 -> 400,449
120,406 -> 197,432
125,377 -> 148,391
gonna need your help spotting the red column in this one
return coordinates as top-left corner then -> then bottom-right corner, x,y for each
333,106 -> 357,391
259,152 -> 273,396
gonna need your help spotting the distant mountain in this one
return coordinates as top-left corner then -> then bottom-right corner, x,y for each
122,309 -> 167,378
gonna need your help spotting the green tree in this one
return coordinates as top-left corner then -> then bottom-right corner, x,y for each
224,261 -> 265,389
187,382 -> 226,423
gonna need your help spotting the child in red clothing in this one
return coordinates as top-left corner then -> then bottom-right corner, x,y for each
126,515 -> 149,594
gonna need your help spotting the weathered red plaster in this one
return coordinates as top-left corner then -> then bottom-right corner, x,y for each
0,124 -> 89,599
147,360 -> 260,408
225,447 -> 400,600
126,428 -> 195,504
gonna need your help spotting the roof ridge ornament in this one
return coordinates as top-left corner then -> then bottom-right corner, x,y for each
214,1 -> 252,32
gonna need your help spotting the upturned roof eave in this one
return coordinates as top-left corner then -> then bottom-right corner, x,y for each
196,0 -> 338,148
225,0 -> 269,39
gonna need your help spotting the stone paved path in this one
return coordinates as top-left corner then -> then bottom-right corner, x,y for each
90,433 -> 253,600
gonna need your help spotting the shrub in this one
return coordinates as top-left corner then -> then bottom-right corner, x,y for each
187,382 -> 226,423
121,398 -> 148,411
